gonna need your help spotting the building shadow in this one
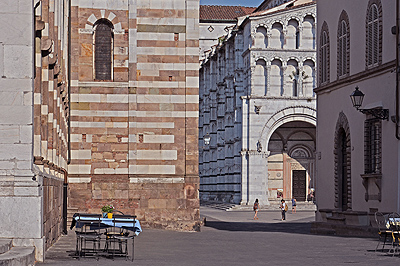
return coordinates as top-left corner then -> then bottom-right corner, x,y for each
204,220 -> 312,235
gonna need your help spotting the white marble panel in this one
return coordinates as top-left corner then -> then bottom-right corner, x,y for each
71,150 -> 91,160
143,135 -> 174,143
130,177 -> 184,183
135,165 -> 175,175
4,45 -> 32,79
131,122 -> 175,128
68,177 -> 91,183
137,150 -> 177,160
68,164 -> 91,174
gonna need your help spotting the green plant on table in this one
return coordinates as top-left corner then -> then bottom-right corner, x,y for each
101,204 -> 114,213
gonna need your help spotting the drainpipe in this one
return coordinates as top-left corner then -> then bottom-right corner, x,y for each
396,0 -> 400,140
62,0 -> 72,235
62,168 -> 68,234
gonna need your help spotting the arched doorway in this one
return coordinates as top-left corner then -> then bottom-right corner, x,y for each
267,121 -> 316,202
334,112 -> 352,211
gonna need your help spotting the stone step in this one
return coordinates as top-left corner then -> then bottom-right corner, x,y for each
67,207 -> 79,228
0,247 -> 35,266
0,239 -> 12,255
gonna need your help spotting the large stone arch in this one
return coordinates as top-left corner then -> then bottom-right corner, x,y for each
259,106 -> 317,150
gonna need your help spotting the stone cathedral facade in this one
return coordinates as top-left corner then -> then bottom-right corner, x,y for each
199,0 -> 316,206
0,0 -> 199,261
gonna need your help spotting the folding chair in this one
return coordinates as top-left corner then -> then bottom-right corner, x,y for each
75,213 -> 102,259
388,212 -> 400,256
105,214 -> 137,261
374,212 -> 392,252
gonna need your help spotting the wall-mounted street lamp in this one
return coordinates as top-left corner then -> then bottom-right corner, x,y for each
350,86 -> 389,120
204,133 -> 211,146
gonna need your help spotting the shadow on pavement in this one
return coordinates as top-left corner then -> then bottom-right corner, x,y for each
204,220 -> 311,235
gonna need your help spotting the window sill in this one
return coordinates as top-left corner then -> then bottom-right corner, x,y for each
360,173 -> 382,201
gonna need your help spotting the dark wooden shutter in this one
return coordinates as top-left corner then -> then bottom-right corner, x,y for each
95,23 -> 112,80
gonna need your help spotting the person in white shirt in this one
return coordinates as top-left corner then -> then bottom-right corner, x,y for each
280,199 -> 287,221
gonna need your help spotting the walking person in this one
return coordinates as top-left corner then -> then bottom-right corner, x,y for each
253,199 -> 259,220
280,199 -> 287,221
291,197 -> 297,213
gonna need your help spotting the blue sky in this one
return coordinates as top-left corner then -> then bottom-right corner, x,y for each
200,0 -> 264,7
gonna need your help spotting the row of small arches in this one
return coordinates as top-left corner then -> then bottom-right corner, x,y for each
253,15 -> 315,50
254,58 -> 315,97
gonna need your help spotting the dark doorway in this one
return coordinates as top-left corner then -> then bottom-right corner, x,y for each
292,170 -> 306,201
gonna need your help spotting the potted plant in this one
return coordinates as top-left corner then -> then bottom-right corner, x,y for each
101,204 -> 114,218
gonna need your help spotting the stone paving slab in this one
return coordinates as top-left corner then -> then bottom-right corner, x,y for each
38,207 -> 400,266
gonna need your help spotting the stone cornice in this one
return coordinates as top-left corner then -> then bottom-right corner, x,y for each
314,60 -> 395,94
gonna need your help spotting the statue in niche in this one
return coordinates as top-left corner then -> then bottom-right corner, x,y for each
257,141 -> 262,152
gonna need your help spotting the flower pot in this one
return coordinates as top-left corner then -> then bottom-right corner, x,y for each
107,213 -> 113,219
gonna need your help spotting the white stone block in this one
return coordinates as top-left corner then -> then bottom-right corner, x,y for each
70,134 -> 82,143
137,150 -> 177,160
20,125 -> 32,144
0,197 -> 41,238
0,14 -> 32,45
133,122 -> 174,128
68,177 -> 91,183
71,150 -> 91,160
136,165 -> 175,175
0,106 -> 32,125
4,45 -> 32,79
143,135 -> 174,143
68,164 -> 91,174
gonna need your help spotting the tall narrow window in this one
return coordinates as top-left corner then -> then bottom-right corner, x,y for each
337,11 -> 350,78
364,118 -> 381,174
319,22 -> 330,85
366,1 -> 382,68
94,19 -> 113,80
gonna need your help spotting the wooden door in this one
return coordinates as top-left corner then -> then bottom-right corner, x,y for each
292,170 -> 306,201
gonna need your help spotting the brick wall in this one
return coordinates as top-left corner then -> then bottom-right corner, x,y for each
68,0 -> 200,231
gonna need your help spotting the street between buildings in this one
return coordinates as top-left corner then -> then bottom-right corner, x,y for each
39,206 -> 398,266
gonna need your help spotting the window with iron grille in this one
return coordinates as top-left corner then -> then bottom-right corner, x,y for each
94,19 -> 113,80
366,1 -> 382,68
364,118 -> 381,174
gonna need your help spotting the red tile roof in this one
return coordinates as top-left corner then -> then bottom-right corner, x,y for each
200,5 -> 256,21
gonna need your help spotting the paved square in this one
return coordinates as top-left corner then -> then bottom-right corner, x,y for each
39,207 -> 399,266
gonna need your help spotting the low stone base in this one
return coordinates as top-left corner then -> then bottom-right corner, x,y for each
311,222 -> 378,238
144,220 -> 201,232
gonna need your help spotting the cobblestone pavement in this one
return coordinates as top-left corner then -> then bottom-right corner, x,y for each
38,207 -> 400,266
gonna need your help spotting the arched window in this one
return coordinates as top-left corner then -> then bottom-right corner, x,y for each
319,22 -> 330,85
366,1 -> 382,68
255,26 -> 267,48
94,19 -> 113,80
337,11 -> 350,78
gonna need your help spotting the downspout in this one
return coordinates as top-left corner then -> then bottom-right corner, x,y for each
63,0 -> 72,235
396,0 -> 400,140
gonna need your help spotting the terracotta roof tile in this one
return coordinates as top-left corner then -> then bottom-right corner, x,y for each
200,5 -> 256,21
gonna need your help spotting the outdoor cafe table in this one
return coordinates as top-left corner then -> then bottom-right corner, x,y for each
71,214 -> 142,260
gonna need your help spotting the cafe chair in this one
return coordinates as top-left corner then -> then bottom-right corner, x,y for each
75,213 -> 102,259
388,212 -> 400,256
105,214 -> 137,261
374,212 -> 392,252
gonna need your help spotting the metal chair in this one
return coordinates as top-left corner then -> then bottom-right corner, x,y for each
388,212 -> 400,256
105,214 -> 137,261
74,213 -> 102,259
374,212 -> 392,252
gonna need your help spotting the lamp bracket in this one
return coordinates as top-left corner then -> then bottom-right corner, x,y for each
358,108 -> 389,120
